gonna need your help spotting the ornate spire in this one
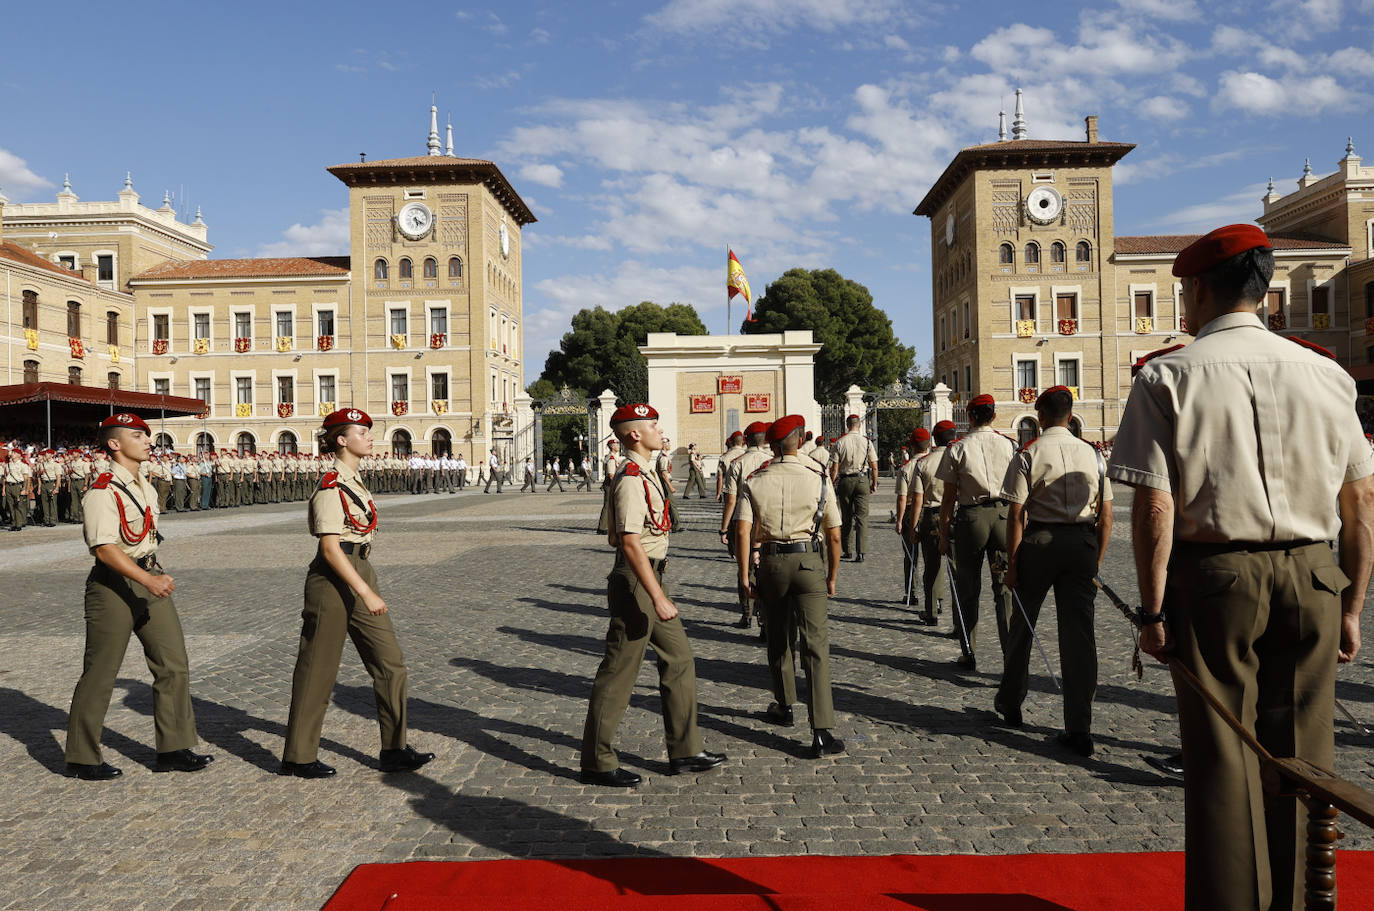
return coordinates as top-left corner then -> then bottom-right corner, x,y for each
63,173 -> 71,192
1011,88 -> 1027,141
445,115 -> 454,156
1345,136 -> 1357,160
1302,157 -> 1312,178
124,171 -> 133,191
1266,176 -> 1275,195
192,206 -> 204,226
427,96 -> 442,156
998,108 -> 1007,141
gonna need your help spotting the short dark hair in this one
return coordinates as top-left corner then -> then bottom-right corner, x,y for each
934,428 -> 958,447
969,403 -> 995,426
846,415 -> 861,429
317,426 -> 348,455
1196,246 -> 1275,308
1037,389 -> 1074,423
98,426 -> 121,454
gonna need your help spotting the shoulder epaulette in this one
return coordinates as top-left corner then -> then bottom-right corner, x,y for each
91,471 -> 113,490
623,461 -> 642,477
1131,343 -> 1186,376
1018,437 -> 1039,454
1288,336 -> 1337,360
746,459 -> 773,479
319,470 -> 339,489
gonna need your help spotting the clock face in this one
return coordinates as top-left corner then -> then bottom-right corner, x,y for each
1025,187 -> 1063,225
397,202 -> 433,240
944,211 -> 956,246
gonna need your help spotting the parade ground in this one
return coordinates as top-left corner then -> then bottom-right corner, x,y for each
2,486 -> 1373,910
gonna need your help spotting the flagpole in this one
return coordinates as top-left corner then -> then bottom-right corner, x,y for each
726,244 -> 731,334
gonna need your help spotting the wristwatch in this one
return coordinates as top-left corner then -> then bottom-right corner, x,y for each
1140,608 -> 1166,625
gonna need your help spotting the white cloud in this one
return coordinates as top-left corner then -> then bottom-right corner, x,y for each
530,28 -> 551,44
1330,46 -> 1374,76
256,208 -> 350,257
519,163 -> 564,187
475,70 -> 522,90
0,148 -> 52,197
1124,0 -> 1200,18
1144,182 -> 1269,232
1216,70 -> 1348,115
644,0 -> 903,37
884,34 -> 911,51
970,19 -> 1189,78
1140,95 -> 1190,121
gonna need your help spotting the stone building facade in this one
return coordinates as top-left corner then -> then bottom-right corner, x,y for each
915,93 -> 1361,443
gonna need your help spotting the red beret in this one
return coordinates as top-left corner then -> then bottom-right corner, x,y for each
968,393 -> 995,410
847,414 -> 860,422
911,427 -> 931,445
766,414 -> 805,443
933,420 -> 957,434
727,431 -> 744,444
609,403 -> 657,426
1035,385 -> 1072,409
1172,224 -> 1271,278
744,421 -> 769,436
322,408 -> 373,430
100,413 -> 151,434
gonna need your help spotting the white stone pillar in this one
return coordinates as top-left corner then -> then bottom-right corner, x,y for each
929,383 -> 953,428
844,384 -> 867,423
595,388 -> 617,449
513,393 -> 534,460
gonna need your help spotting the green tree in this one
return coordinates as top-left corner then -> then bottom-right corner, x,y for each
535,301 -> 708,402
741,268 -> 914,402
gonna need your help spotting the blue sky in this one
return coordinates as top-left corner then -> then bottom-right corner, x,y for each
2,0 -> 1371,384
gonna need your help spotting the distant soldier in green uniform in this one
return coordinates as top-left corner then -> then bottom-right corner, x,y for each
5,450 -> 32,530
937,394 -> 1016,668
280,408 -> 434,778
909,421 -> 956,625
715,431 -> 746,502
994,386 -> 1113,757
894,427 -> 933,618
595,438 -> 624,535
580,403 -> 725,787
682,443 -> 707,499
830,415 -> 878,562
734,415 -> 846,758
720,422 -> 772,630
37,449 -> 63,526
1110,225 -> 1374,911
65,413 -> 212,780
68,452 -> 92,523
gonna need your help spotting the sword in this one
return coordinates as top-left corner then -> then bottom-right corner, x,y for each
1092,575 -> 1145,680
898,532 -> 917,608
1010,589 -> 1060,691
1336,698 -> 1372,735
944,555 -> 973,658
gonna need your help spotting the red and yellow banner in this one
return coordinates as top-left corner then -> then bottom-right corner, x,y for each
690,395 -> 715,414
718,375 -> 742,394
745,393 -> 770,413
728,249 -> 752,321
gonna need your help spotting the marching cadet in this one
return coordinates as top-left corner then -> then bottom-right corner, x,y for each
715,431 -> 746,501
936,394 -> 1016,668
6,449 -> 32,530
483,448 -> 503,493
798,431 -> 816,459
1109,225 -> 1374,911
577,454 -> 594,492
65,413 -> 212,780
830,415 -> 878,562
455,453 -> 468,489
521,457 -> 537,492
894,427 -> 933,617
683,444 -> 707,499
720,422 -> 772,630
68,451 -> 92,523
169,454 -> 187,512
579,403 -> 725,787
994,386 -> 1113,756
596,438 -> 625,535
734,415 -> 846,758
547,456 -> 566,492
280,408 -> 434,778
809,435 -> 831,471
213,451 -> 229,507
909,421 -> 956,625
185,453 -> 201,511
36,449 -> 63,526
655,438 -> 681,531
232,450 -> 248,507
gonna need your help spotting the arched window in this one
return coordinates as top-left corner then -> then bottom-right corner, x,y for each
1024,242 -> 1040,265
195,431 -> 215,455
1016,417 -> 1039,448
374,258 -> 389,280
399,258 -> 413,280
999,243 -> 1014,265
423,257 -> 437,279
22,290 -> 38,328
391,428 -> 412,458
1050,241 -> 1066,263
1076,241 -> 1092,263
106,311 -> 119,345
432,428 -> 452,457
448,256 -> 462,279
153,432 -> 175,450
236,431 -> 257,456
23,359 -> 39,383
277,430 -> 298,455
67,300 -> 81,337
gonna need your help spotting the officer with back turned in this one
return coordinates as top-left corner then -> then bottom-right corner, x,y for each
830,415 -> 877,561
720,422 -> 772,630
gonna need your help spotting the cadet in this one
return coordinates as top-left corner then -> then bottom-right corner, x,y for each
715,431 -> 746,501
65,414 -> 212,780
910,421 -> 956,625
547,456 -> 566,492
734,415 -> 845,758
5,449 -> 32,531
580,403 -> 725,787
596,438 -> 624,535
894,427 -> 931,615
683,444 -> 707,499
936,394 -> 1016,668
281,408 -> 434,778
830,415 -> 877,561
809,436 -> 831,471
1109,225 -> 1374,911
483,448 -> 503,493
68,452 -> 92,523
720,422 -> 772,629
577,455 -> 593,491
37,450 -> 62,526
655,437 -> 681,532
994,386 -> 1113,757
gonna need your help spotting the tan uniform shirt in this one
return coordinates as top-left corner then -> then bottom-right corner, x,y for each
916,446 -> 947,510
935,426 -> 1017,506
40,460 -> 62,482
610,450 -> 670,560
602,451 -> 624,479
70,459 -> 92,480
83,461 -> 159,560
737,454 -> 842,541
1109,311 -> 1374,543
719,446 -> 746,480
4,458 -> 32,484
832,430 -> 878,476
724,446 -> 771,496
895,457 -> 918,497
308,460 -> 376,545
655,451 -> 672,478
809,444 -> 830,470
1001,427 -> 1112,524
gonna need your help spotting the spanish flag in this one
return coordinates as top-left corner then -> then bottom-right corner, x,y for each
728,249 -> 752,320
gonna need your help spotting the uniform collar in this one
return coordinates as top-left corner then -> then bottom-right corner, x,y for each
110,460 -> 140,485
1039,426 -> 1074,439
332,459 -> 361,482
1194,310 -> 1264,340
625,449 -> 653,470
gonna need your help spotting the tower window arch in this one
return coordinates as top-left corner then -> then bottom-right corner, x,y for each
999,243 -> 1014,265
448,256 -> 463,279
1050,241 -> 1066,264
1076,241 -> 1092,263
399,258 -> 413,280
374,258 -> 389,280
423,257 -> 437,279
1024,242 -> 1040,265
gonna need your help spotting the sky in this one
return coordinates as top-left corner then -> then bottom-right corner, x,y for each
2,0 -> 1371,386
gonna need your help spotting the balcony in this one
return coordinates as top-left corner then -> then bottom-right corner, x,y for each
1018,387 -> 1037,404
233,337 -> 252,353
391,400 -> 409,416
1134,317 -> 1153,334
1058,318 -> 1078,336
1015,319 -> 1035,338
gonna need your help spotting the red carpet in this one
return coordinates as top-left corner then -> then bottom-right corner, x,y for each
322,851 -> 1374,910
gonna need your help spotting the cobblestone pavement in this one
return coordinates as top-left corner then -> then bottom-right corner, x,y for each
2,484 -> 1372,910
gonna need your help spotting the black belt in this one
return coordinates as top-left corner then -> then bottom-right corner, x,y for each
94,554 -> 161,574
840,471 -> 865,477
614,555 -> 667,574
339,541 -> 373,559
760,540 -> 821,555
1026,520 -> 1095,530
962,499 -> 1005,509
1175,539 -> 1323,557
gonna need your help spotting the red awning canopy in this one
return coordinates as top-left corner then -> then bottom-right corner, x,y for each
0,382 -> 206,417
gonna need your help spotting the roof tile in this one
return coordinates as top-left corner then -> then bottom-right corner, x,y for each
1114,233 -> 1350,254
130,256 -> 351,281
0,242 -> 92,281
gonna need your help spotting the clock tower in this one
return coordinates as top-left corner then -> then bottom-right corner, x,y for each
914,95 -> 1136,443
326,104 -> 536,462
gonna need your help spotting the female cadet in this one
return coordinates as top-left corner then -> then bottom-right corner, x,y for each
279,408 -> 434,778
